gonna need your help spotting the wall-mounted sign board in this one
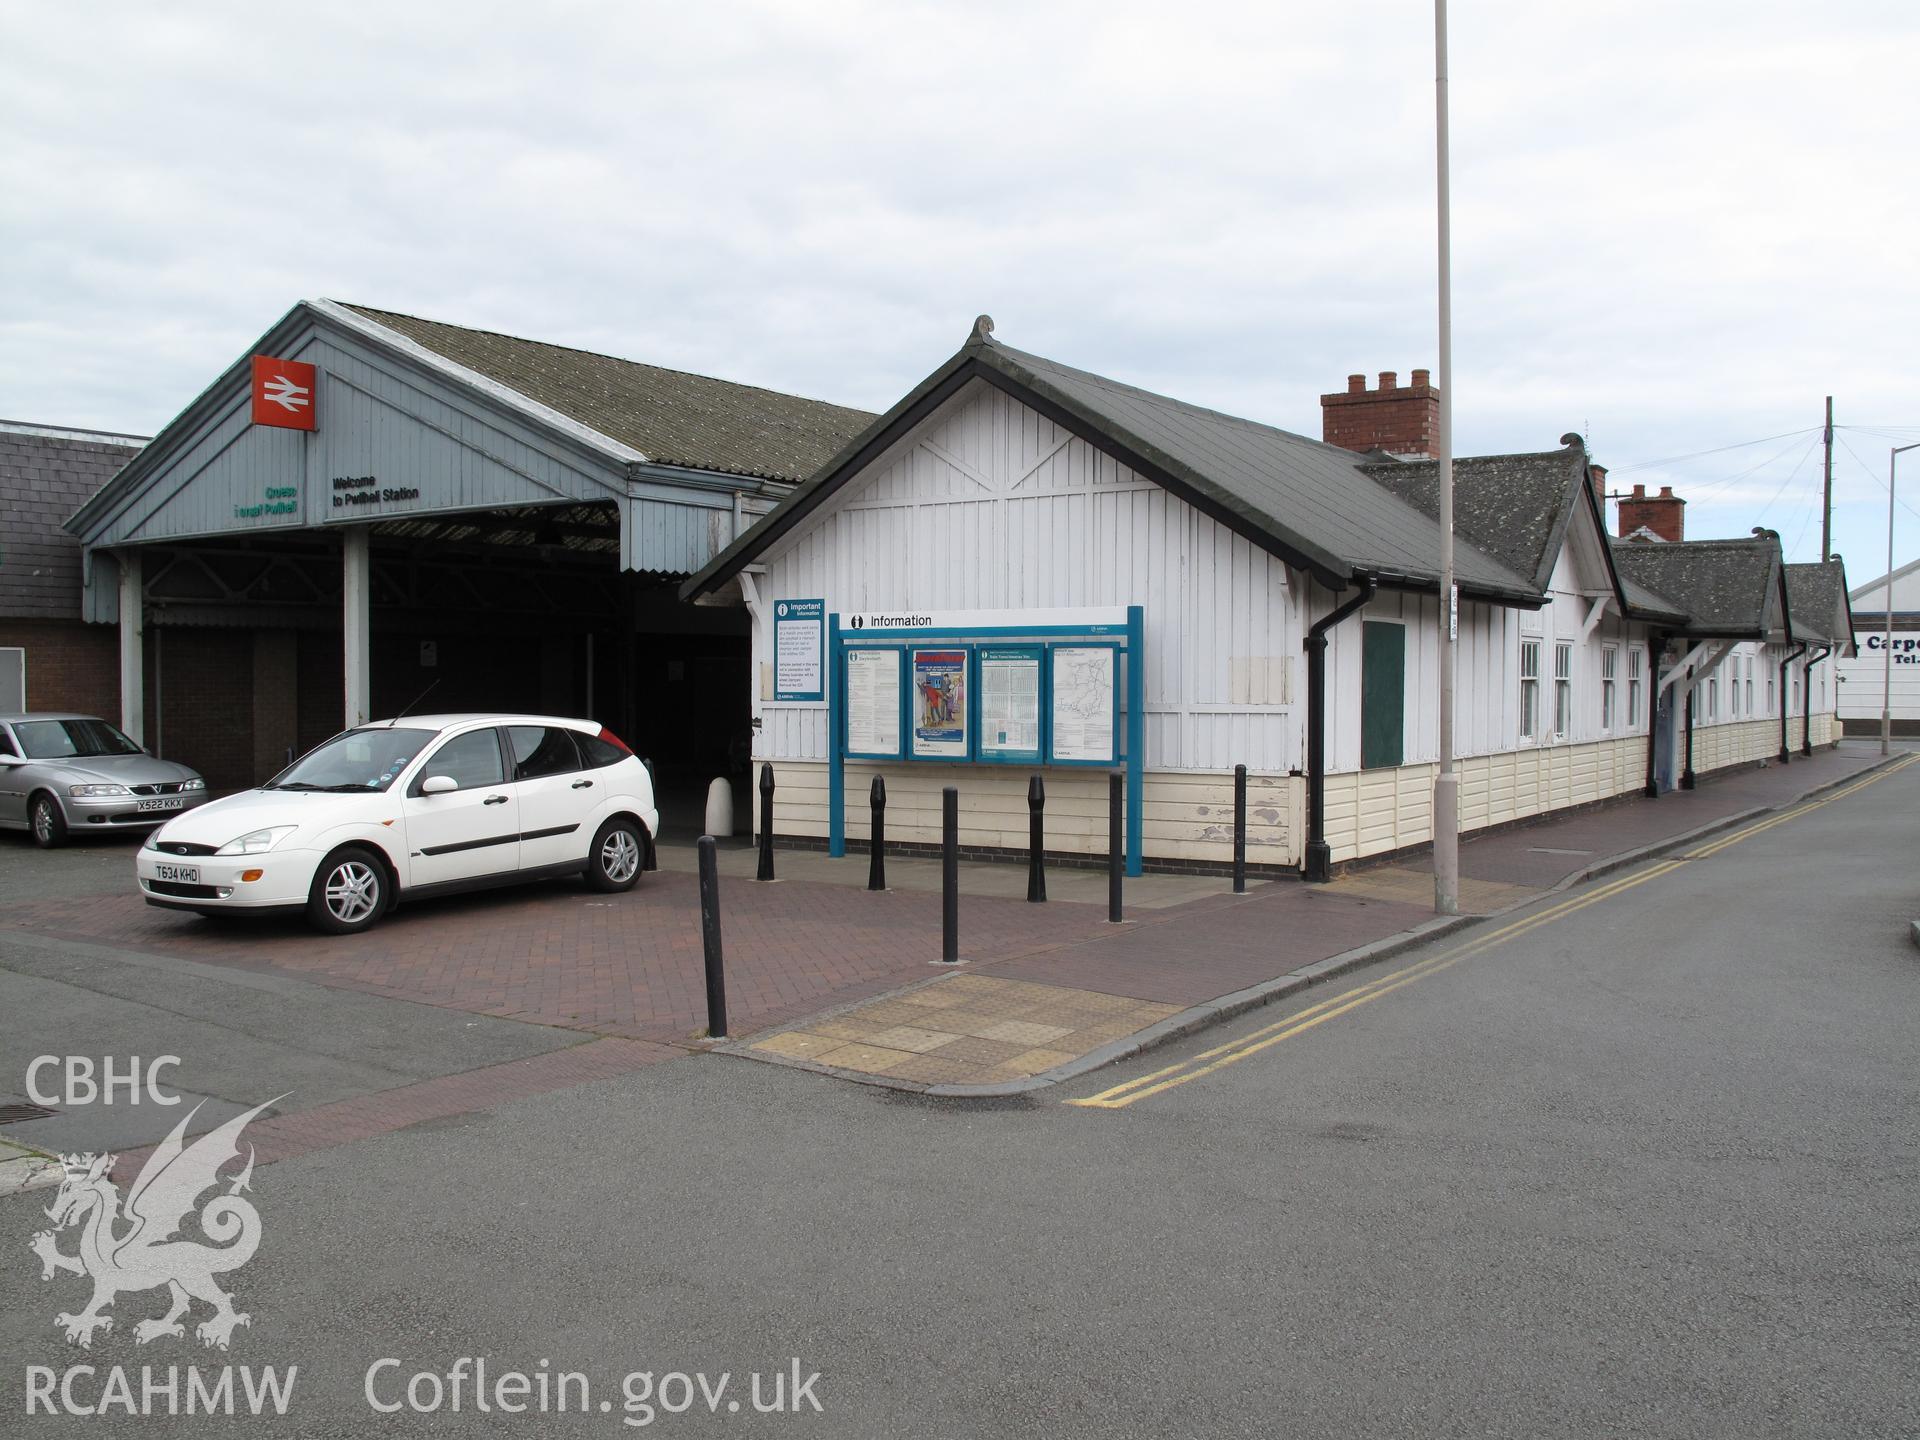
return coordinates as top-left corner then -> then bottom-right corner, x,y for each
844,646 -> 904,760
1048,644 -> 1119,765
976,646 -> 1044,764
910,647 -> 970,759
774,598 -> 825,701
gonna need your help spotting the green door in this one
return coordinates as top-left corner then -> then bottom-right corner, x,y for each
1361,621 -> 1405,770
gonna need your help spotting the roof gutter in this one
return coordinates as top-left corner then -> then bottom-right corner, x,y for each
1302,573 -> 1377,883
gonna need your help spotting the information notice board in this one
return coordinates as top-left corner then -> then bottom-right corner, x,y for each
1048,644 -> 1118,765
910,648 -> 969,759
843,647 -> 903,759
977,646 -> 1043,763
773,598 -> 825,701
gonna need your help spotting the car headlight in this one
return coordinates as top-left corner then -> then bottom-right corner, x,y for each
182,778 -> 206,791
216,826 -> 299,856
69,784 -> 132,798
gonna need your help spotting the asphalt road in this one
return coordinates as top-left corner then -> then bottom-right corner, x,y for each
3,759 -> 1916,1437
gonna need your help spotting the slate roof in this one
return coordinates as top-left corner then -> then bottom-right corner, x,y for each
685,321 -> 1540,603
1609,537 -> 1784,636
1783,560 -> 1853,645
1,423 -> 146,620
341,304 -> 876,484
1360,445 -> 1587,594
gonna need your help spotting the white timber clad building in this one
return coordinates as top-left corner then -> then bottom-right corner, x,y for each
684,319 -> 1847,878
1836,557 -> 1919,735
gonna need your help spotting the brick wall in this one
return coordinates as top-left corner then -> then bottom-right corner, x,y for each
0,618 -> 119,716
1618,484 -> 1685,542
148,627 -> 256,793
1320,370 -> 1440,458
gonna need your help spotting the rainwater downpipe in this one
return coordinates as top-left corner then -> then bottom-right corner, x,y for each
1801,645 -> 1830,756
1777,641 -> 1807,763
1643,630 -> 1666,798
1303,573 -> 1377,884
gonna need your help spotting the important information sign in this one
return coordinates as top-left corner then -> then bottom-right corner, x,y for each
1049,646 -> 1117,764
910,648 -> 969,759
774,598 -> 825,701
977,647 -> 1042,762
845,647 -> 903,758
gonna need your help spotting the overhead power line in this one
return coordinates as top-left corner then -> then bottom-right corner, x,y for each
1613,427 -> 1819,474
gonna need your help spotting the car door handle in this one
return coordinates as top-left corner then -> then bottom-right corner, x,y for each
483,794 -> 509,805
571,779 -> 593,789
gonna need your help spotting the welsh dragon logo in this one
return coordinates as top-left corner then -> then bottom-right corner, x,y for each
29,1097 -> 281,1350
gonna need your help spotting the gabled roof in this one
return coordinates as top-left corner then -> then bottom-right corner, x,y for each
683,320 -> 1541,604
1609,536 -> 1786,637
1784,559 -> 1854,646
340,305 -> 875,484
1361,442 -> 1589,595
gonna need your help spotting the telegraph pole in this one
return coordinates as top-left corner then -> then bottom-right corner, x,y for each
1432,0 -> 1459,916
1821,396 -> 1834,560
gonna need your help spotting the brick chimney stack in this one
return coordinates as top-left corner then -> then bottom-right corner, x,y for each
1588,463 -> 1608,516
1617,483 -> 1685,543
1320,369 -> 1440,458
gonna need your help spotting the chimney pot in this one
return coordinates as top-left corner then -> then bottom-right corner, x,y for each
1378,371 -> 1397,391
1631,483 -> 1647,500
1347,374 -> 1365,393
1410,368 -> 1430,388
1658,486 -> 1674,498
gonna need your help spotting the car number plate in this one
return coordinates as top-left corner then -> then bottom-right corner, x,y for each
155,864 -> 200,884
137,798 -> 184,813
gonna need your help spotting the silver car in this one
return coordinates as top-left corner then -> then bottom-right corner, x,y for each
0,713 -> 209,847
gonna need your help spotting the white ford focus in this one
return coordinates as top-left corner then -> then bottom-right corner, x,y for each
136,714 -> 660,935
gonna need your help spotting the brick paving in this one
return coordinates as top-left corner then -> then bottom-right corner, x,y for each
6,744 -> 1889,1127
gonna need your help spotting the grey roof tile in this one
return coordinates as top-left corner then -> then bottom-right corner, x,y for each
341,305 -> 875,484
1610,537 -> 1783,635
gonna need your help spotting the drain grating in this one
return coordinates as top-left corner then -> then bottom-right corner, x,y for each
0,1103 -> 57,1126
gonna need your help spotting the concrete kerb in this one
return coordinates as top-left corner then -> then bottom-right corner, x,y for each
721,753 -> 1910,1100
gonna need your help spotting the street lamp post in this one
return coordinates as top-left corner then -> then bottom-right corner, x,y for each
1432,0 -> 1459,916
1883,444 -> 1919,756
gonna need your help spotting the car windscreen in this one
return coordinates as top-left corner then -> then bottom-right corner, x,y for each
266,727 -> 437,793
14,718 -> 143,760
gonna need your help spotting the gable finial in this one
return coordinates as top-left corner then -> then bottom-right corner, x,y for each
972,314 -> 995,343
1559,432 -> 1584,449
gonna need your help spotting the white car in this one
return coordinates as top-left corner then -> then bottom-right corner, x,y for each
136,714 -> 659,935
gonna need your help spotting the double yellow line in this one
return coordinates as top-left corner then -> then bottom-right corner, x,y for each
1067,755 -> 1914,1111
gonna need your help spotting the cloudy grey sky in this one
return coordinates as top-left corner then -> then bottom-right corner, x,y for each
5,1 -> 1916,578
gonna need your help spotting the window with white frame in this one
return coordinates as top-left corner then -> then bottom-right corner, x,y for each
1731,658 -> 1742,717
1707,674 -> 1719,720
1628,647 -> 1644,727
1746,657 -> 1754,716
1553,641 -> 1573,739
1519,640 -> 1540,740
1601,645 -> 1618,732
1767,664 -> 1775,715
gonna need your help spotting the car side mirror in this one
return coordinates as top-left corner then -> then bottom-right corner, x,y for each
420,775 -> 458,796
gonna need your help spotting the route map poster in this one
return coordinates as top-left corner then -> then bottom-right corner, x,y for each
1049,645 -> 1117,764
844,647 -> 903,758
977,647 -> 1042,762
910,648 -> 969,759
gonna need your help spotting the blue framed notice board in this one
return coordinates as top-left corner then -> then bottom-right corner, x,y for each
826,607 -> 1145,874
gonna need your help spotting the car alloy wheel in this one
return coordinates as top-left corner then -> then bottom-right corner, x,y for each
323,858 -> 381,926
600,828 -> 640,885
31,796 -> 65,849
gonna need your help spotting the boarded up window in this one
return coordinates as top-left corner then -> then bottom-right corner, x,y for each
1361,621 -> 1405,770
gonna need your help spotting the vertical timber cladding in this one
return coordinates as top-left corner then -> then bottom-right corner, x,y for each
1360,621 -> 1406,769
749,381 -> 1308,871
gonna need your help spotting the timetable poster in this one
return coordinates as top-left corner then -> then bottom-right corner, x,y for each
977,647 -> 1042,761
910,648 -> 969,759
845,647 -> 903,758
1049,645 -> 1118,764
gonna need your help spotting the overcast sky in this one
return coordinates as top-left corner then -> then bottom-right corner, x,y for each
5,1 -> 1916,581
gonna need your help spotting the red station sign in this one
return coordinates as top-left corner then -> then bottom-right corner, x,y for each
250,355 -> 317,431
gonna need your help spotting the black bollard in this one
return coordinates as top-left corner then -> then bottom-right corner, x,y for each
1107,771 -> 1124,923
867,775 -> 887,892
941,786 -> 959,962
697,835 -> 729,1040
1026,774 -> 1047,903
756,763 -> 776,881
1232,763 -> 1248,894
